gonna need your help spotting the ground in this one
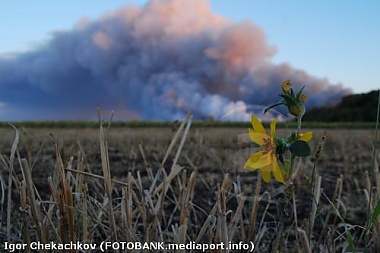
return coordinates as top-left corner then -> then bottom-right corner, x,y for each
0,126 -> 378,252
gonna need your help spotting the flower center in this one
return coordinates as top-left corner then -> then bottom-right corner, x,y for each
261,137 -> 274,154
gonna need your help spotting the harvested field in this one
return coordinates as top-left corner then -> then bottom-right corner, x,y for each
0,123 -> 379,252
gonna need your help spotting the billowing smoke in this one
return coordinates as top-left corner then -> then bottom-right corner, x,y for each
0,0 -> 351,121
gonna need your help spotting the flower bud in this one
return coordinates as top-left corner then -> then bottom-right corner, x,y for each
286,100 -> 305,118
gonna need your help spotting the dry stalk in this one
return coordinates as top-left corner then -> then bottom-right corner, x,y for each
82,184 -> 90,243
6,123 -> 19,242
74,154 -> 85,194
217,174 -> 231,253
97,107 -> 118,243
139,144 -> 148,167
0,158 -> 5,227
154,114 -> 192,197
19,181 -> 31,252
64,176 -> 75,244
298,228 -> 312,253
155,179 -> 167,242
194,174 -> 231,244
132,172 -> 148,233
161,113 -> 192,166
20,158 -> 45,243
172,113 -> 192,169
195,213 -> 216,244
122,172 -> 136,241
292,188 -> 299,248
177,171 -> 197,247
51,139 -> 77,244
48,176 -> 66,243
65,167 -> 128,186
46,176 -> 63,243
319,175 -> 343,244
248,176 -> 261,242
153,165 -> 183,196
308,175 -> 322,239
228,194 -> 246,240
179,171 -> 196,225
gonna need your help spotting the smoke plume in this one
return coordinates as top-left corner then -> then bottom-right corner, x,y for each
0,0 -> 351,121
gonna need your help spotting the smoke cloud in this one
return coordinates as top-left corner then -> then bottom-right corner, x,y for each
0,0 -> 351,121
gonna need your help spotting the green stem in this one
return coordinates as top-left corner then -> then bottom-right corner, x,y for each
297,115 -> 302,137
289,116 -> 303,178
289,154 -> 295,179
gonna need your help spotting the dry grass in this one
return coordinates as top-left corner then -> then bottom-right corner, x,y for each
0,117 -> 379,252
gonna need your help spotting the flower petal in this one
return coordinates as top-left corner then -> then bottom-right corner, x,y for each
250,114 -> 266,134
300,93 -> 308,102
261,170 -> 271,183
243,151 -> 262,169
272,157 -> 285,184
249,129 -> 267,145
270,119 -> 277,139
244,159 -> 258,170
282,80 -> 292,93
247,152 -> 272,169
299,131 -> 313,142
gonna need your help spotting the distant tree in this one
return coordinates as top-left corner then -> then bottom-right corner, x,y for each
303,90 -> 379,122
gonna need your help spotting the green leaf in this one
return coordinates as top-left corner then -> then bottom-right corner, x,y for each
289,140 -> 311,157
368,199 -> 380,231
296,85 -> 306,100
322,191 -> 356,252
263,101 -> 285,114
365,199 -> 380,247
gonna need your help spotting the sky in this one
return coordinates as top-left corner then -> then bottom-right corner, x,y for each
0,0 -> 378,121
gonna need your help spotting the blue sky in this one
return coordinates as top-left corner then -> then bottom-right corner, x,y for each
1,0 -> 378,94
213,0 -> 380,94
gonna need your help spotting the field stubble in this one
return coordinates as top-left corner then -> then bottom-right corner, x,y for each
0,124 -> 379,252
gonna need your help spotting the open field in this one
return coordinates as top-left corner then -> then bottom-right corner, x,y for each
0,122 -> 379,252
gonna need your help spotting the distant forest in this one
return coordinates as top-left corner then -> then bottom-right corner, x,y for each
303,90 -> 380,122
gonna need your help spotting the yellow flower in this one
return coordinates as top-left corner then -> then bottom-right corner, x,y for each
244,114 -> 285,184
